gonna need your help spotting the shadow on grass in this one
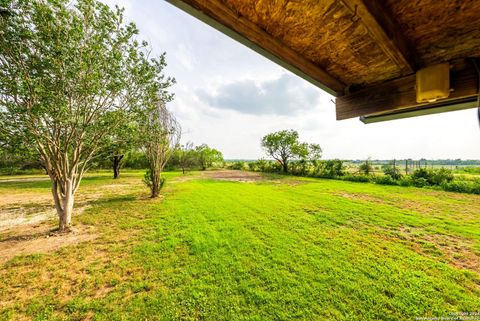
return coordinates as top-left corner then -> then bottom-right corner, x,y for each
85,194 -> 139,207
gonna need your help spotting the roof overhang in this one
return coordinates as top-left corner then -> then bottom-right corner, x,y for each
166,0 -> 480,122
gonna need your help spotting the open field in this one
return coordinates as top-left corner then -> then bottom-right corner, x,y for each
1,170 -> 479,320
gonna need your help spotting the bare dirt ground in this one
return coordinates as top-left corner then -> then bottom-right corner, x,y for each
202,170 -> 266,182
0,175 -> 139,262
0,223 -> 97,264
394,226 -> 480,272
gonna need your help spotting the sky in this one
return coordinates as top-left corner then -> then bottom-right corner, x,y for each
101,0 -> 480,160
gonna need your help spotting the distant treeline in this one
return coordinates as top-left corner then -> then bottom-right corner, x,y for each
227,159 -> 480,166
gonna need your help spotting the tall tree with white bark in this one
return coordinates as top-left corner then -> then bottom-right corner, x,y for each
0,0 -> 173,231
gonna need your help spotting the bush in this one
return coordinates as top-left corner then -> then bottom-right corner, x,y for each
440,180 -> 480,194
143,170 -> 166,190
289,160 -> 310,176
342,175 -> 371,183
359,161 -> 373,175
375,175 -> 398,185
383,165 -> 402,180
230,161 -> 246,170
247,159 -> 267,172
411,168 -> 453,186
412,177 -> 429,188
430,168 -> 454,185
398,176 -> 413,187
315,159 -> 345,178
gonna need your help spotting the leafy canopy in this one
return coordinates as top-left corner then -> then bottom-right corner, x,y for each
261,130 -> 322,172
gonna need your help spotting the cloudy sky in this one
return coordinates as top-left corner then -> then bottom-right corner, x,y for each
102,0 -> 479,160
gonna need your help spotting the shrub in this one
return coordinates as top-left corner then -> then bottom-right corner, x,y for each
375,175 -> 398,185
383,165 -> 402,180
359,160 -> 373,175
230,161 -> 246,170
412,177 -> 429,188
411,168 -> 453,186
289,160 -> 310,176
398,176 -> 413,187
430,168 -> 454,185
440,180 -> 480,194
316,159 -> 345,178
143,170 -> 166,191
253,159 -> 268,172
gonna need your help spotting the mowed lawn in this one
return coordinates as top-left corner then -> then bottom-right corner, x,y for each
0,170 -> 479,320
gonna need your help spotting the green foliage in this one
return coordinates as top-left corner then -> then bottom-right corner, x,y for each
195,144 -> 224,170
412,177 -> 429,188
123,150 -> 149,169
440,180 -> 480,195
383,165 -> 403,180
289,159 -> 309,176
168,143 -> 224,172
374,175 -> 398,185
230,161 -> 246,170
411,168 -> 454,186
315,159 -> 345,178
359,159 -> 373,175
398,176 -> 414,187
143,169 -> 166,191
261,129 -> 321,173
0,0 -> 175,223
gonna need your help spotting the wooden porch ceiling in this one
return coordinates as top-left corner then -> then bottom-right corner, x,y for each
166,0 -> 480,121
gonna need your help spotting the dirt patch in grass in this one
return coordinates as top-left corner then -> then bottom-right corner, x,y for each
0,177 -> 49,183
336,192 -> 387,204
0,178 -> 140,231
202,170 -> 266,182
0,192 -> 52,208
393,226 -> 480,273
0,204 -> 90,232
0,223 -> 97,264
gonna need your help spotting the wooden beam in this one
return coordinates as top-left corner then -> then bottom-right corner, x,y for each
336,60 -> 479,120
166,0 -> 345,95
360,99 -> 478,123
342,0 -> 415,75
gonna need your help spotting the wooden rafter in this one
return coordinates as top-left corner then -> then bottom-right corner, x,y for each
335,60 -> 479,120
342,0 -> 415,75
166,0 -> 345,95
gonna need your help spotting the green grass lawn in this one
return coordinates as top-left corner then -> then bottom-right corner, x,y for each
0,170 -> 479,320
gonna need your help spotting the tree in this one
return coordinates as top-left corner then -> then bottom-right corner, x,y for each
177,141 -> 195,174
195,144 -> 224,170
261,129 -> 318,173
139,101 -> 180,198
101,120 -> 139,179
308,143 -> 323,163
0,0 -> 171,231
359,158 -> 373,175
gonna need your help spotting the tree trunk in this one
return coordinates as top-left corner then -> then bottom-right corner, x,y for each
150,168 -> 161,198
51,178 -> 75,232
112,155 -> 123,179
59,192 -> 74,231
282,161 -> 288,173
